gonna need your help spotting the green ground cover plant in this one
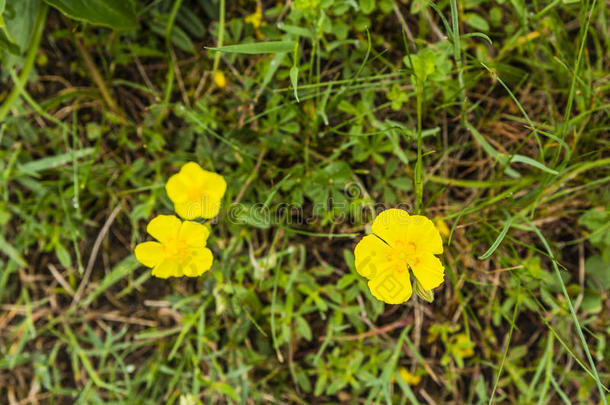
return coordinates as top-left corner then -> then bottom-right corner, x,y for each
1,0 -> 609,403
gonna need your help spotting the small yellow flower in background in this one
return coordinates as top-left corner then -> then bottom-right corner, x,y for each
245,5 -> 264,39
244,5 -> 263,29
452,333 -> 475,358
434,216 -> 450,239
398,367 -> 422,386
354,208 -> 444,304
213,71 -> 227,88
135,215 -> 213,278
166,162 -> 227,220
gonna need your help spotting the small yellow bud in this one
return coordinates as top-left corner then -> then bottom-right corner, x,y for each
398,367 -> 421,386
213,71 -> 227,88
434,216 -> 450,239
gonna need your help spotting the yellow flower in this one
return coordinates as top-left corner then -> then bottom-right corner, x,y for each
166,162 -> 227,220
135,215 -> 213,278
452,333 -> 475,358
244,5 -> 263,29
354,209 -> 444,304
434,216 -> 450,239
398,367 -> 421,386
213,71 -> 227,88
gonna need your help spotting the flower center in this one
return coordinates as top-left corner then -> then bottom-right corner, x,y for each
187,185 -> 206,202
163,237 -> 191,263
386,240 -> 419,272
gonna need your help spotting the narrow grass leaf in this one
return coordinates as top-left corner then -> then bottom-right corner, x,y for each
479,216 -> 514,259
0,234 -> 27,266
207,41 -> 295,54
508,154 -> 558,175
464,121 -> 521,178
290,66 -> 300,102
17,148 -> 94,176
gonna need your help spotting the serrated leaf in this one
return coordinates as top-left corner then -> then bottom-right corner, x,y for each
43,0 -> 137,30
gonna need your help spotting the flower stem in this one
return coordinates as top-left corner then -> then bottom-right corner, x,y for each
414,83 -> 424,214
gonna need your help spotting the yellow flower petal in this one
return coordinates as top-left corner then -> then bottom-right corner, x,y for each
134,241 -> 164,268
199,170 -> 227,200
152,260 -> 181,279
166,174 -> 188,204
175,201 -> 202,220
368,267 -> 412,304
175,196 -> 221,219
199,195 -> 222,218
371,208 -> 411,246
183,247 -> 213,277
405,215 -> 443,254
411,254 -> 444,291
147,215 -> 182,243
179,221 -> 210,247
354,234 -> 392,279
180,162 -> 206,182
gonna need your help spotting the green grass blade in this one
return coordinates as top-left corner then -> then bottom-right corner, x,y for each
207,41 -> 296,54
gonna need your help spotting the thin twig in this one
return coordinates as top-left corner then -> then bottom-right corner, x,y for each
71,204 -> 122,306
393,2 -> 416,52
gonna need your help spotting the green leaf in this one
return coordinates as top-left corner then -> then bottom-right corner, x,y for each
235,204 -> 271,229
0,0 -> 39,56
16,147 -> 94,176
404,49 -> 436,83
207,41 -> 296,54
150,18 -> 194,54
0,22 -> 19,54
507,154 -> 558,175
42,0 -> 137,30
585,255 -> 610,290
0,3 -> 19,55
290,65 -> 300,102
279,24 -> 313,38
479,216 -> 513,259
581,289 -> 602,314
388,177 -> 413,191
464,13 -> 489,32
360,0 -> 375,14
0,233 -> 27,266
55,243 -> 72,268
295,316 -> 312,341
465,121 -> 521,178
